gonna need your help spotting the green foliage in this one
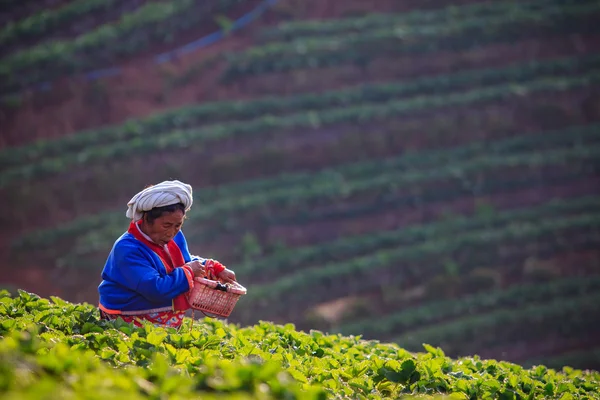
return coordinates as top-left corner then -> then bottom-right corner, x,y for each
2,53 -> 597,170
215,15 -> 235,34
1,291 -> 599,399
0,0 -> 119,48
0,0 -> 247,92
257,0 -> 584,41
223,2 -> 600,80
2,71 -> 599,188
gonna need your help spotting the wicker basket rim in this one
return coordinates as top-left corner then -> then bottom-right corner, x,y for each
193,277 -> 247,295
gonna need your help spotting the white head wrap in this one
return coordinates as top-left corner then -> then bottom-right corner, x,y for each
126,180 -> 193,221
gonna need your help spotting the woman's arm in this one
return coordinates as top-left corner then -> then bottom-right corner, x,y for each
112,241 -> 193,304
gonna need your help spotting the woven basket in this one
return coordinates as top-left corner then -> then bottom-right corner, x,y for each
187,277 -> 247,318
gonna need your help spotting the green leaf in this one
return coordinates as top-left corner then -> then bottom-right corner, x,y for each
287,368 -> 308,383
483,379 -> 501,392
348,378 -> 370,393
448,393 -> 468,400
312,348 -> 325,358
81,322 -> 97,334
498,390 -> 516,400
146,330 -> 167,346
175,348 -> 191,364
400,359 -> 417,379
423,343 -> 445,357
1,319 -> 16,331
50,296 -> 68,307
100,348 -> 117,360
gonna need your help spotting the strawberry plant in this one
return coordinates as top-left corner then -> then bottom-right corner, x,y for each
1,290 -> 599,399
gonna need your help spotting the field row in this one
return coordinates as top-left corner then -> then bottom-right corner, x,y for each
232,196 -> 600,282
337,275 -> 600,339
252,169 -> 597,249
1,53 -> 597,169
223,2 -> 600,80
236,212 -> 600,320
12,124 -> 599,257
393,292 -> 600,356
2,72 -> 599,188
0,0 -> 120,50
258,0 -> 585,41
0,0 -> 248,92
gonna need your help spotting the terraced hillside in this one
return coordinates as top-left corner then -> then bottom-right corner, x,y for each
1,0 -> 600,371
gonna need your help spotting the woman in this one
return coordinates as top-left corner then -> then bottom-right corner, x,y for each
98,180 -> 236,328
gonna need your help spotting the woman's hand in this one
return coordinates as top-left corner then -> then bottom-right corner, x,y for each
217,268 -> 237,284
186,260 -> 205,278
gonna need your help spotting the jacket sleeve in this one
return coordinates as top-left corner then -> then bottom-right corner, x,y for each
112,240 -> 191,304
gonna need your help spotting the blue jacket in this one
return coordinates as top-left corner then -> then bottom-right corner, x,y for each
98,230 -> 202,313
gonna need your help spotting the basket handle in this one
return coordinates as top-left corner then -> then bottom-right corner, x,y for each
193,277 -> 247,295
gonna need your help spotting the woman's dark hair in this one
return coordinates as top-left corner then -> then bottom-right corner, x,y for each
143,203 -> 186,224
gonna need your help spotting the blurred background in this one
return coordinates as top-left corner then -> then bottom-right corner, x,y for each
1,0 -> 600,371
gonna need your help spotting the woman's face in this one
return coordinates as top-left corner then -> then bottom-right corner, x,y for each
143,210 -> 185,246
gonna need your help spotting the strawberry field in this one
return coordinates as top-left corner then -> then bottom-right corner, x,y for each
0,0 -> 251,93
2,0 -> 600,375
1,290 -> 599,399
222,1 -> 600,82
